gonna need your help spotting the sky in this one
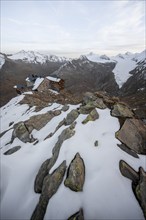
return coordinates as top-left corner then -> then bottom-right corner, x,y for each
0,0 -> 145,57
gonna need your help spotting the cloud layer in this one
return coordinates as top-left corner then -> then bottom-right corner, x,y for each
1,0 -> 145,57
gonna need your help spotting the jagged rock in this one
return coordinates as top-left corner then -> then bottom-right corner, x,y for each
119,160 -> 139,183
83,92 -> 97,104
12,122 -> 32,143
135,168 -> 146,218
82,109 -> 99,124
65,109 -> 79,125
62,105 -> 69,112
111,103 -> 134,118
25,111 -> 55,131
94,140 -> 98,147
64,153 -> 85,192
31,161 -> 66,220
68,209 -> 84,220
34,159 -> 51,193
117,144 -> 139,158
116,119 -> 146,154
4,146 -> 21,155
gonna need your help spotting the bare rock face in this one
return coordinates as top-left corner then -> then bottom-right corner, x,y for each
65,109 -> 79,125
64,153 -> 85,192
135,168 -> 146,219
111,103 -> 134,118
82,109 -> 99,124
34,159 -> 51,193
12,122 -> 33,143
116,119 -> 146,154
31,161 -> 66,220
119,160 -> 139,183
68,209 -> 84,220
4,146 -> 21,155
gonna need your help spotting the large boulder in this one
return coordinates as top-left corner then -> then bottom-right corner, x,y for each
34,159 -> 51,193
65,109 -> 79,125
62,104 -> 69,112
119,160 -> 139,183
12,122 -> 33,143
116,119 -> 146,154
82,109 -> 99,124
78,105 -> 95,114
111,103 -> 134,118
68,209 -> 84,220
64,153 -> 85,192
135,168 -> 146,219
83,92 -> 97,104
31,161 -> 66,220
4,146 -> 21,155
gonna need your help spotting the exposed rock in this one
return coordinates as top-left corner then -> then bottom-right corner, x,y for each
94,140 -> 99,147
79,105 -> 95,114
31,161 -> 66,220
83,92 -> 97,104
119,160 -> 139,183
68,209 -> 84,220
64,153 -> 85,192
53,110 -> 61,116
65,109 -> 79,125
4,146 -> 21,155
92,98 -> 107,109
0,128 -> 12,138
82,109 -> 99,124
9,121 -> 14,126
34,159 -> 51,193
12,122 -> 33,143
116,119 -> 146,154
62,104 -> 69,112
117,144 -> 139,158
111,103 -> 134,118
135,168 -> 146,218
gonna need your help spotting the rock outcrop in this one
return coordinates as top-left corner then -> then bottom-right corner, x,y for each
116,119 -> 146,154
64,153 -> 85,192
31,161 -> 66,220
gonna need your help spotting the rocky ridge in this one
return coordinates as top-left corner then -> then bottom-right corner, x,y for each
0,91 -> 146,220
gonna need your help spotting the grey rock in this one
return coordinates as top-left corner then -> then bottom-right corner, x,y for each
65,109 -> 79,125
119,160 -> 139,183
135,168 -> 146,218
116,119 -> 146,154
64,153 -> 85,192
68,209 -> 84,220
62,105 -> 69,112
12,122 -> 32,143
79,105 -> 95,114
111,103 -> 134,118
82,109 -> 99,124
9,121 -> 14,127
4,146 -> 21,155
31,161 -> 66,220
94,140 -> 99,147
83,92 -> 97,104
117,144 -> 139,158
53,110 -> 61,116
34,159 -> 51,193
92,98 -> 107,109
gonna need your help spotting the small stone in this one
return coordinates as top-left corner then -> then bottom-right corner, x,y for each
111,103 -> 134,118
94,140 -> 98,147
62,105 -> 69,112
4,146 -> 21,155
82,109 -> 99,124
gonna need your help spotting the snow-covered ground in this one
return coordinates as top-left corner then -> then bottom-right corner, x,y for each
0,94 -> 145,220
0,54 -> 5,69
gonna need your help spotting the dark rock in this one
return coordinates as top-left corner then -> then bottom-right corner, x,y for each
34,159 -> 51,193
119,160 -> 139,183
116,119 -> 146,154
65,109 -> 79,125
82,109 -> 99,124
94,140 -> 98,147
135,168 -> 146,218
64,153 -> 85,192
31,161 -> 66,220
111,103 -> 134,118
62,105 -> 69,112
68,209 -> 84,220
12,122 -> 32,143
4,146 -> 21,155
117,144 -> 139,158
53,110 -> 61,116
9,121 -> 14,126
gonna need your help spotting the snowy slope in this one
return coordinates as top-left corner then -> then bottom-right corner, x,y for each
85,52 -> 113,63
7,50 -> 69,64
0,94 -> 145,220
0,54 -> 5,69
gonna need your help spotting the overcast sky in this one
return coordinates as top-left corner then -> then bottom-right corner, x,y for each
1,0 -> 145,57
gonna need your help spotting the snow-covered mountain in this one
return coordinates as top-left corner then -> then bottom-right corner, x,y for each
0,53 -> 5,69
0,91 -> 146,220
7,50 -> 70,64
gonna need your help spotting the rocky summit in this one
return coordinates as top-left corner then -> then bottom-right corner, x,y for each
0,89 -> 146,220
